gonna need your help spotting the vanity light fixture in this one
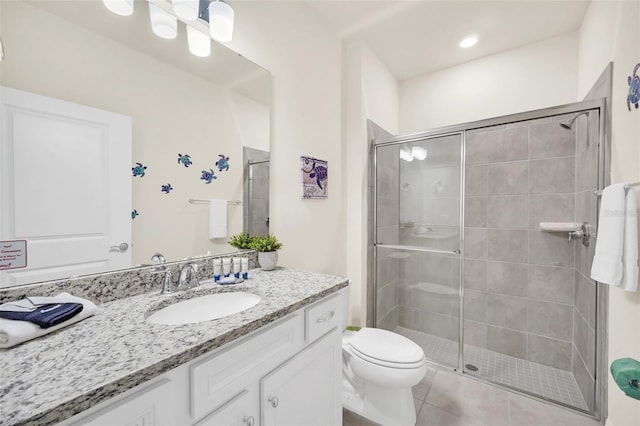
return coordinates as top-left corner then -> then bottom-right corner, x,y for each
172,0 -> 200,20
209,0 -> 234,42
104,0 -> 234,57
149,3 -> 178,39
103,0 -> 134,16
459,35 -> 478,48
187,26 -> 211,57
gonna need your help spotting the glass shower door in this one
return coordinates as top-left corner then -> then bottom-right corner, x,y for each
248,160 -> 270,236
374,133 -> 463,368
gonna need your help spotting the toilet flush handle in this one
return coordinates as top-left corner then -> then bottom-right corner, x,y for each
317,310 -> 335,323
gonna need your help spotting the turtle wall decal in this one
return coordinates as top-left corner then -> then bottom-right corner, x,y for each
201,169 -> 217,184
177,153 -> 192,168
216,154 -> 230,172
132,162 -> 147,177
628,63 -> 640,111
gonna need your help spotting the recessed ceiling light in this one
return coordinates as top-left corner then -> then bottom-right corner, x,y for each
459,35 -> 478,48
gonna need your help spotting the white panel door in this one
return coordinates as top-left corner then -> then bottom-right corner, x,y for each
0,86 -> 132,287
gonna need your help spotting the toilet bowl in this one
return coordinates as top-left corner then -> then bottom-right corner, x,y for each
342,327 -> 427,426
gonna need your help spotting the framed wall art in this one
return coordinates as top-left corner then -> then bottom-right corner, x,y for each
301,156 -> 328,199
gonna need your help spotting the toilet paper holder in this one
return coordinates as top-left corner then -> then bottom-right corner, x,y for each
568,222 -> 596,247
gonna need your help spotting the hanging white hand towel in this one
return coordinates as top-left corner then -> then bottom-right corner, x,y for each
591,183 -> 626,285
209,199 -> 227,239
621,188 -> 638,291
591,183 -> 639,291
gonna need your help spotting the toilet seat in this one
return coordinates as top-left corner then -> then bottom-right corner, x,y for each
347,328 -> 425,369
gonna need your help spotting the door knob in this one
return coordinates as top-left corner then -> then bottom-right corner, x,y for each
268,395 -> 279,408
242,416 -> 255,426
110,242 -> 129,252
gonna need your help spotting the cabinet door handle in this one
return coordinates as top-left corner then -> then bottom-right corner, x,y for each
316,310 -> 335,323
243,416 -> 255,426
268,396 -> 279,408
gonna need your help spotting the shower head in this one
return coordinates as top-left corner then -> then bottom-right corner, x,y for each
559,111 -> 589,130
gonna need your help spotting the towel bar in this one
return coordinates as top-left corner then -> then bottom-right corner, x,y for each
188,199 -> 241,205
594,181 -> 640,196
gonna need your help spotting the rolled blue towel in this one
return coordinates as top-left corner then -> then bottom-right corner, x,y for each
610,358 -> 640,400
0,303 -> 84,329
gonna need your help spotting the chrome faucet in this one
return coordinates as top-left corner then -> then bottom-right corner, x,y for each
149,254 -> 200,294
150,253 -> 175,294
178,262 -> 199,290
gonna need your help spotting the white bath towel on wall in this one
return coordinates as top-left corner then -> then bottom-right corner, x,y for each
209,199 -> 227,239
591,183 -> 639,291
622,189 -> 638,291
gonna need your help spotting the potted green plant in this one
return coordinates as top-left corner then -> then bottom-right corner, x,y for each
249,234 -> 282,271
228,232 -> 253,250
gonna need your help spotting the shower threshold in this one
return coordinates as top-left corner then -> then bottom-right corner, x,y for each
394,326 -> 589,412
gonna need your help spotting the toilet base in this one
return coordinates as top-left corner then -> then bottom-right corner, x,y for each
342,380 -> 417,426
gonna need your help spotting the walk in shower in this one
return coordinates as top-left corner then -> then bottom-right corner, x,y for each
372,99 -> 605,416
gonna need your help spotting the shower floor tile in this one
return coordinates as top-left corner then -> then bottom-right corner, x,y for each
394,326 -> 589,411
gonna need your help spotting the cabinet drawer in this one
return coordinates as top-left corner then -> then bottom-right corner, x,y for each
305,294 -> 341,343
69,378 -> 175,426
195,388 -> 258,426
190,313 -> 304,421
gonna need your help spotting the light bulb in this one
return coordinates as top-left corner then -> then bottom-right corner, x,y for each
187,26 -> 211,57
149,3 -> 177,39
411,146 -> 427,160
459,35 -> 478,48
209,0 -> 234,42
172,0 -> 199,20
400,148 -> 413,162
103,0 -> 134,16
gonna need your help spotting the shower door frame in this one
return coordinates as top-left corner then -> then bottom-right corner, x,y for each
370,98 -> 607,419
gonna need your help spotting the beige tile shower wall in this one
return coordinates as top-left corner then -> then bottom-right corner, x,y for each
463,117 -> 577,371
376,146 -> 400,330
397,252 -> 460,341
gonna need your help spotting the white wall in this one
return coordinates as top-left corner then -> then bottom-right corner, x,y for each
361,46 -> 400,135
399,32 -> 579,132
343,41 -> 399,325
230,93 -> 270,152
225,2 -> 345,276
578,2 -> 640,425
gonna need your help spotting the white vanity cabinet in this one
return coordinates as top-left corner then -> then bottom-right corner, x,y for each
61,289 -> 346,426
261,329 -> 341,426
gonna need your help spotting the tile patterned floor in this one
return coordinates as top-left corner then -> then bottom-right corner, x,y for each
343,367 -> 600,426
393,327 -> 589,411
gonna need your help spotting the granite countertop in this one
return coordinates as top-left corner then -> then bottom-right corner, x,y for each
0,268 -> 349,426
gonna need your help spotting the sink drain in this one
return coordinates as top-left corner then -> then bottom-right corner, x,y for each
465,363 -> 479,372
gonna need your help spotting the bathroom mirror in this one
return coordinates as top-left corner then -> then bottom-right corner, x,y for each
0,0 -> 271,288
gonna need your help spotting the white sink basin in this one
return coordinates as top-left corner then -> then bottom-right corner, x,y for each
147,292 -> 262,325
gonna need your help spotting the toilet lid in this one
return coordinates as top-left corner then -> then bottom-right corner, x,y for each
348,328 -> 425,367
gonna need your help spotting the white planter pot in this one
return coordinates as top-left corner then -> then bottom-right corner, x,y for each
258,251 -> 278,271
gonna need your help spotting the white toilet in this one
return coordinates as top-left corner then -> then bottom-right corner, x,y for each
342,327 -> 427,426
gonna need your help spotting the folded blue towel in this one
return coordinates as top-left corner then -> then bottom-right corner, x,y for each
0,303 -> 84,328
